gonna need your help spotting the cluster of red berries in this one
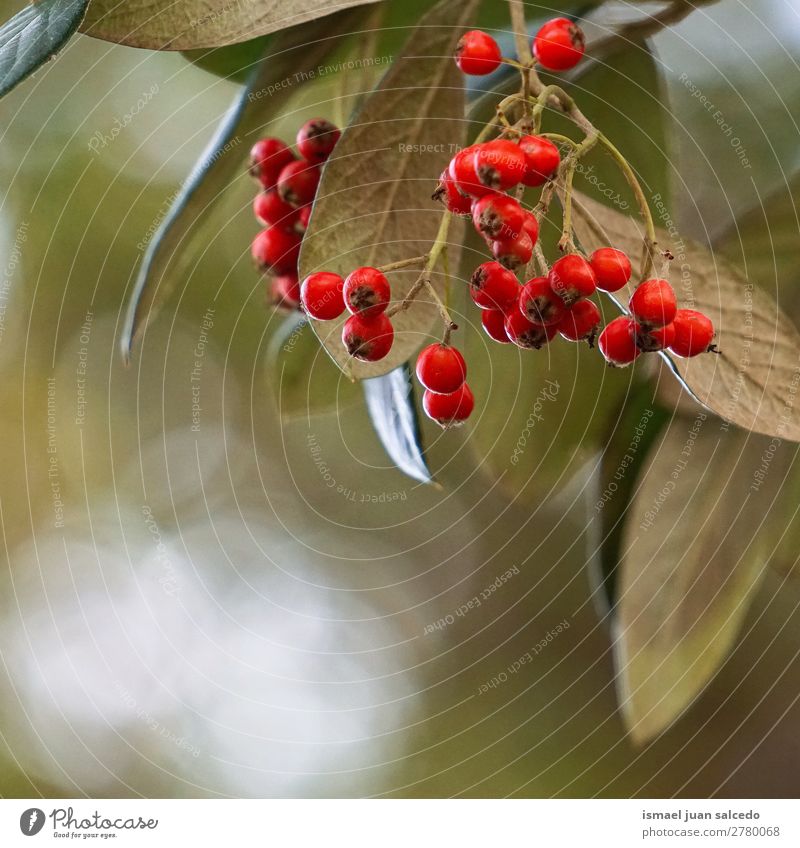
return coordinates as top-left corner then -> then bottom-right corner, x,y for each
249,118 -> 341,309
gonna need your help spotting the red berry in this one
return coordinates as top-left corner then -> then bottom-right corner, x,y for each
455,30 -> 502,76
474,140 -> 527,191
296,204 -> 312,233
519,276 -> 567,327
481,309 -> 511,343
249,137 -> 295,188
251,226 -> 301,274
472,193 -> 524,239
253,189 -> 299,229
548,254 -> 597,305
448,146 -> 494,198
629,278 -> 677,328
533,17 -> 586,71
343,266 -> 391,316
300,271 -> 345,320
342,313 -> 394,361
518,135 -> 561,187
522,210 -> 540,243
433,169 -> 473,216
277,159 -> 320,208
470,261 -> 520,310
423,383 -> 475,428
598,316 -> 640,366
296,118 -> 340,162
636,321 -> 676,352
504,309 -> 557,349
492,229 -> 534,270
415,344 -> 467,394
269,274 -> 301,311
669,309 -> 716,358
590,247 -> 632,292
558,299 -> 601,344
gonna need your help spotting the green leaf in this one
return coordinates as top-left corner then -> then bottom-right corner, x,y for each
299,0 -> 474,379
81,0 -> 381,50
0,0 -> 89,99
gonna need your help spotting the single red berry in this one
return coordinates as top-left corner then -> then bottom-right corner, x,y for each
481,308 -> 511,343
522,210 -> 540,243
269,274 -> 302,311
470,261 -> 520,310
669,309 -> 716,358
249,137 -> 295,188
343,266 -> 391,316
296,118 -> 340,162
518,135 -> 561,187
277,159 -> 320,208
519,276 -> 567,327
342,313 -> 394,361
636,321 -> 676,352
598,316 -> 640,366
629,278 -> 677,328
504,309 -> 557,349
590,247 -> 632,292
415,344 -> 467,394
472,193 -> 524,240
492,229 -> 534,270
423,383 -> 475,428
455,31 -> 502,76
533,17 -> 586,71
253,189 -> 299,229
548,254 -> 597,305
300,271 -> 345,320
473,139 -> 526,191
433,169 -> 473,216
251,226 -> 301,274
448,146 -> 494,198
558,299 -> 601,344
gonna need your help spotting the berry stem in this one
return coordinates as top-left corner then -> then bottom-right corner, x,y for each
377,255 -> 428,273
558,130 -> 599,252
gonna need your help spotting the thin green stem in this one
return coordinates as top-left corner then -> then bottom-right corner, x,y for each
559,131 -> 599,252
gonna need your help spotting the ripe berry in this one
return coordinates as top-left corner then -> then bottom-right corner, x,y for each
296,118 -> 340,162
590,247 -> 632,292
448,146 -> 493,198
277,159 -> 321,208
269,274 -> 301,310
249,137 -> 295,188
533,17 -> 586,71
636,322 -> 676,353
669,309 -> 716,358
415,344 -> 467,394
470,261 -> 520,310
492,230 -> 534,271
558,298 -> 601,344
300,271 -> 345,320
519,276 -> 567,327
433,169 -> 473,216
423,383 -> 474,428
481,309 -> 511,343
251,226 -> 301,274
253,189 -> 299,229
455,30 -> 502,76
518,135 -> 561,187
629,278 -> 677,328
343,266 -> 391,316
504,309 -> 557,349
474,140 -> 526,191
598,316 -> 640,366
342,313 -> 394,361
472,193 -> 524,239
548,254 -> 597,305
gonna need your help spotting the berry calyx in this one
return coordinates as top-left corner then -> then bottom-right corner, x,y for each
492,229 -> 534,271
433,169 -> 473,216
474,139 -> 526,191
548,254 -> 597,305
343,266 -> 391,316
415,344 -> 467,394
558,299 -> 601,344
590,247 -> 632,292
481,308 -> 511,343
251,226 -> 301,274
629,278 -> 677,328
423,383 -> 475,428
636,321 -> 676,353
455,30 -> 502,76
249,137 -> 295,188
253,189 -> 299,229
504,309 -> 557,349
518,135 -> 561,187
472,193 -> 525,239
669,309 -> 716,358
269,274 -> 301,310
533,17 -> 586,71
519,276 -> 567,327
276,159 -> 321,208
342,313 -> 394,361
296,118 -> 340,162
470,261 -> 520,310
300,271 -> 345,320
598,316 -> 640,366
